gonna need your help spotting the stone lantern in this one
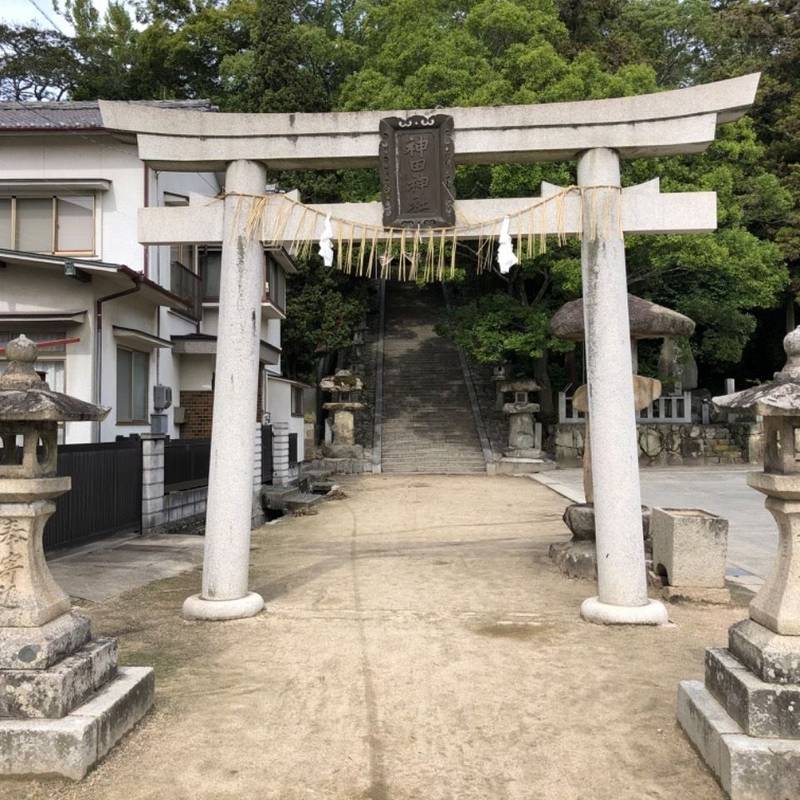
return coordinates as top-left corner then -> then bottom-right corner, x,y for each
495,379 -> 552,474
678,326 -> 800,798
548,294 -> 694,578
0,336 -> 153,780
320,369 -> 366,459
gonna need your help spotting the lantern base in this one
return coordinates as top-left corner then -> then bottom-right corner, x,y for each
678,618 -> 800,798
679,680 -> 800,799
0,666 -> 153,780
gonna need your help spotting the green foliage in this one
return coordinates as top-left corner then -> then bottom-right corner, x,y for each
281,260 -> 369,380
5,0 -> 798,382
435,292 -> 560,368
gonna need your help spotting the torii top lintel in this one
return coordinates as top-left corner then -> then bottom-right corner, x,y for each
100,73 -> 759,172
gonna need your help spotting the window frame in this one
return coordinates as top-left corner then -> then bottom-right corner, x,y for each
115,346 -> 150,425
291,385 -> 304,417
0,194 -> 97,256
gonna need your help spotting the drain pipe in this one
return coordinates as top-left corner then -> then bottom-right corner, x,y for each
94,278 -> 141,442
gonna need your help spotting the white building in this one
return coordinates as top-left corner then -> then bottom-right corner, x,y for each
0,100 -> 304,462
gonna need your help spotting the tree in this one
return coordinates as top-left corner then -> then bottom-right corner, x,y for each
281,259 -> 369,380
0,24 -> 79,100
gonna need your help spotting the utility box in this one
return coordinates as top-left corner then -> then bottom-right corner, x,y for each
150,413 -> 168,435
153,384 -> 172,411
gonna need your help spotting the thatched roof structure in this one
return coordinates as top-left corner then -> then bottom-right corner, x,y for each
550,294 -> 695,342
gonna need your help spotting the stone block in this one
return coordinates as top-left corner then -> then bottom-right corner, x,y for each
0,612 -> 90,671
662,585 -> 731,604
651,507 -> 727,588
729,618 -> 800,685
141,482 -> 162,501
142,497 -> 164,516
0,666 -> 153,780
678,680 -> 800,800
562,504 -> 595,541
705,648 -> 800,739
548,540 -> 597,580
74,666 -> 154,760
0,639 -> 117,719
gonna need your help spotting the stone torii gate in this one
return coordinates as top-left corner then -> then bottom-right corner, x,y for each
100,73 -> 759,625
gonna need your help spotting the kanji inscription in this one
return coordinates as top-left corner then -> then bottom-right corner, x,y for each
379,114 -> 455,228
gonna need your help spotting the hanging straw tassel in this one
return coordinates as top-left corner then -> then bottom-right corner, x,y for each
450,228 -> 457,278
409,227 -> 420,282
367,229 -> 378,278
358,227 -> 367,276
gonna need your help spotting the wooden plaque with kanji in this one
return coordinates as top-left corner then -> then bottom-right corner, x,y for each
379,114 -> 455,228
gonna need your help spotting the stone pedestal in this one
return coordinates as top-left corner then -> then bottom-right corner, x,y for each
320,370 -> 366,460
549,503 -> 652,580
678,332 -> 800,797
549,376 -> 659,584
322,402 -> 365,459
0,336 -> 153,779
497,379 -> 553,474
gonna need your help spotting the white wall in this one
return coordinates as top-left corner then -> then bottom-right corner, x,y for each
267,377 -> 305,463
0,134 -> 145,268
0,262 -> 173,443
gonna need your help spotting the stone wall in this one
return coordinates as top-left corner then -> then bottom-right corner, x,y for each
554,422 -> 761,467
464,360 -> 506,458
141,426 -> 264,532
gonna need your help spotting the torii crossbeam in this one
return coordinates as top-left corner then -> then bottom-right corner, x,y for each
102,73 -> 759,625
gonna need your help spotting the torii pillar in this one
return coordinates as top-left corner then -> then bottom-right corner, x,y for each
105,73 -> 760,623
577,149 -> 666,624
182,160 -> 267,620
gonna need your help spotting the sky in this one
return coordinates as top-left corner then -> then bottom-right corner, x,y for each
1,0 -> 110,33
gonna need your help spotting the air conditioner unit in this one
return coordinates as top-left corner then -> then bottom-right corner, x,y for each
153,384 -> 172,411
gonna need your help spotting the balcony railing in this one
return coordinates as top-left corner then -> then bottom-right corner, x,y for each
558,390 -> 693,424
170,260 -> 201,320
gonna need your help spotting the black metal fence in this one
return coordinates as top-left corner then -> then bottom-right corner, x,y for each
164,438 -> 211,492
44,439 -> 142,551
288,432 -> 298,467
261,425 -> 273,484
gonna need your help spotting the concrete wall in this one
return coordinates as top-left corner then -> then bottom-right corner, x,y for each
267,377 -> 305,464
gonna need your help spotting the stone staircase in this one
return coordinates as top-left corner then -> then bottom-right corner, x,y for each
380,284 -> 487,474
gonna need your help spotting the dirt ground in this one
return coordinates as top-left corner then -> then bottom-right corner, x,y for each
1,474 -> 747,800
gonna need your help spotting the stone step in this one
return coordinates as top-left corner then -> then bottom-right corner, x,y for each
705,647 -> 800,739
677,679 -> 800,800
729,618 -> 800,685
284,491 -> 324,511
380,285 -> 486,474
0,638 -> 117,719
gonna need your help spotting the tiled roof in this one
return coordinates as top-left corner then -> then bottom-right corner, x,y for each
0,99 -> 216,130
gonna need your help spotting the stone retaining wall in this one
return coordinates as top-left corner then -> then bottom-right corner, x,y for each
554,422 -> 762,467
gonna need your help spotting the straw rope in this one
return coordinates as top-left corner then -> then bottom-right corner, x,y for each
223,184 -> 621,282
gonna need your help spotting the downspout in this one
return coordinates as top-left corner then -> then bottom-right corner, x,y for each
94,278 -> 142,442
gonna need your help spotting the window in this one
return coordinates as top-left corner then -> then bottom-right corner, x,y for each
291,386 -> 303,417
267,256 -> 286,311
199,247 -> 222,301
116,348 -> 149,424
0,195 -> 95,254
